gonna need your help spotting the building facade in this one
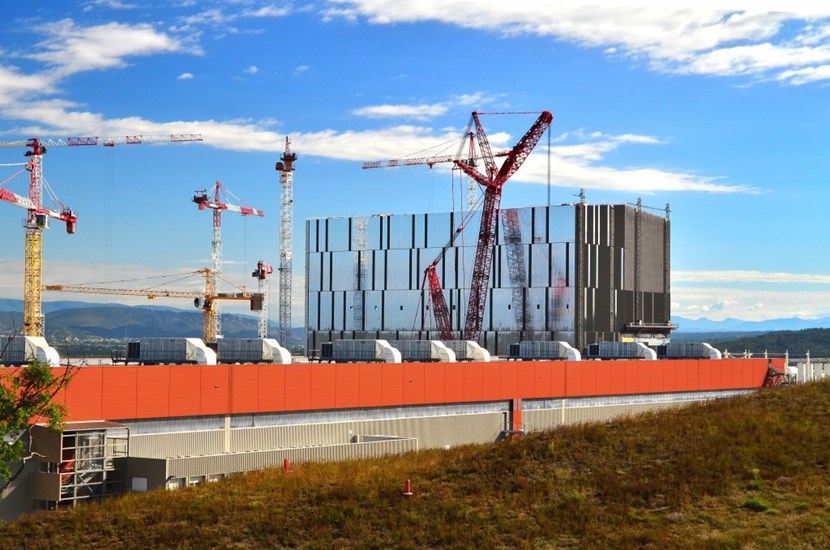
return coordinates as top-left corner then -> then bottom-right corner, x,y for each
305,202 -> 671,356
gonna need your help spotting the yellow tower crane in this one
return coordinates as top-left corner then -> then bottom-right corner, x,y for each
43,268 -> 263,344
0,134 -> 202,336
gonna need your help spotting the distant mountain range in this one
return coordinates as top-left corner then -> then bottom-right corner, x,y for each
673,315 -> 830,333
0,300 -> 304,345
2,299 -> 829,348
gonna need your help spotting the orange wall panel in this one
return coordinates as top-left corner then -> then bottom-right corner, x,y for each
134,367 -> 171,419
381,364 -> 404,407
334,363 -> 360,409
463,363 -> 483,402
402,363 -> 425,406
230,365 -> 261,414
532,362 -> 552,399
481,364 -> 501,400
608,362 -> 626,396
65,367 -> 103,421
565,362 -> 582,397
498,363 -> 518,400
169,366 -> 202,417
310,364 -> 337,410
423,363 -> 446,404
284,365 -> 311,411
443,364 -> 465,402
257,365 -> 286,412
100,367 -> 138,420
550,362 -> 566,397
516,363 -> 536,399
199,366 -> 230,415
358,363 -> 383,407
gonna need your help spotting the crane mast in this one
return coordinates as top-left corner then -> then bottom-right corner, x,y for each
0,133 -> 201,337
362,112 -> 553,343
43,268 -> 264,344
251,260 -> 273,339
192,181 -> 264,340
276,137 -> 296,346
454,111 -> 553,341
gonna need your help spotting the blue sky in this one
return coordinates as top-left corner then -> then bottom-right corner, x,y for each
1,0 -> 829,327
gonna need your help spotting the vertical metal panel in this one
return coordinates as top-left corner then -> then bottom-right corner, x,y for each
550,242 -> 568,288
326,218 -> 350,251
548,286 -> 574,331
307,253 -> 322,291
384,249 -> 411,290
413,214 -> 426,249
307,219 -> 318,253
321,252 -> 331,292
318,292 -> 333,330
363,291 -> 383,331
489,288 -> 518,330
549,205 -> 574,243
373,250 -> 386,291
383,290 -> 420,330
526,287 -> 547,331
388,214 -> 413,249
330,251 -> 358,291
426,212 -> 452,248
332,291 -> 346,330
533,206 -> 548,243
530,244 -> 549,287
307,292 -> 319,330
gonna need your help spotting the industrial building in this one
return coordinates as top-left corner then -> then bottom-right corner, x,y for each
305,201 -> 671,357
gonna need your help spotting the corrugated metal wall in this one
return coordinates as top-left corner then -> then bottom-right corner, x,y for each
306,204 -> 669,356
129,412 -> 506,460
166,439 -> 418,479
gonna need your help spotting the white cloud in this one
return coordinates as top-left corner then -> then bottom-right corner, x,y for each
28,19 -> 187,77
0,66 -> 55,103
673,270 -> 830,284
177,72 -> 194,80
672,286 -> 830,321
324,2 -> 830,85
293,65 -> 310,74
245,65 -> 259,74
353,103 -> 448,120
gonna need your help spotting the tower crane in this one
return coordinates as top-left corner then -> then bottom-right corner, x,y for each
192,181 -> 264,340
275,137 -> 297,346
363,111 -> 553,342
43,268 -> 263,344
0,133 -> 202,337
251,260 -> 274,339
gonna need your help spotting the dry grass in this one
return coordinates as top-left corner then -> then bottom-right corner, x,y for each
3,381 -> 830,549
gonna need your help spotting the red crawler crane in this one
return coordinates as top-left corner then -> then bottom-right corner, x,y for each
364,111 -> 553,341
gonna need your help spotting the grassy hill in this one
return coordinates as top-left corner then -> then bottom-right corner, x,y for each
711,328 -> 830,357
2,382 -> 829,548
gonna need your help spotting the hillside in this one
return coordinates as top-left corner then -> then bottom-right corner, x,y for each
0,305 -> 305,350
710,328 -> 830,357
2,382 -> 828,548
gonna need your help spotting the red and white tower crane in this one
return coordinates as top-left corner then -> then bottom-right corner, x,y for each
363,111 -> 553,342
275,137 -> 297,346
0,133 -> 202,337
192,181 -> 264,340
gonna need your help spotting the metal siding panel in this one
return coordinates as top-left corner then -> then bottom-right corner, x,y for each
530,243 -> 549,287
389,214 -> 414,249
385,249 -> 410,290
307,292 -> 319,330
490,288 -> 517,330
326,218 -> 350,252
533,206 -> 548,243
426,212 -> 452,248
548,286 -> 574,331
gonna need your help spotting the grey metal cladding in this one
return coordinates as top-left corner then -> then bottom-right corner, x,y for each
384,249 -> 411,290
388,214 -> 414,249
307,219 -> 318,253
326,218 -> 350,251
552,205 -> 575,243
330,251 -> 358,291
426,212 -> 453,248
530,243 -> 549,288
307,253 -> 322,291
306,203 -> 669,354
533,206 -> 548,243
489,288 -> 518,330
